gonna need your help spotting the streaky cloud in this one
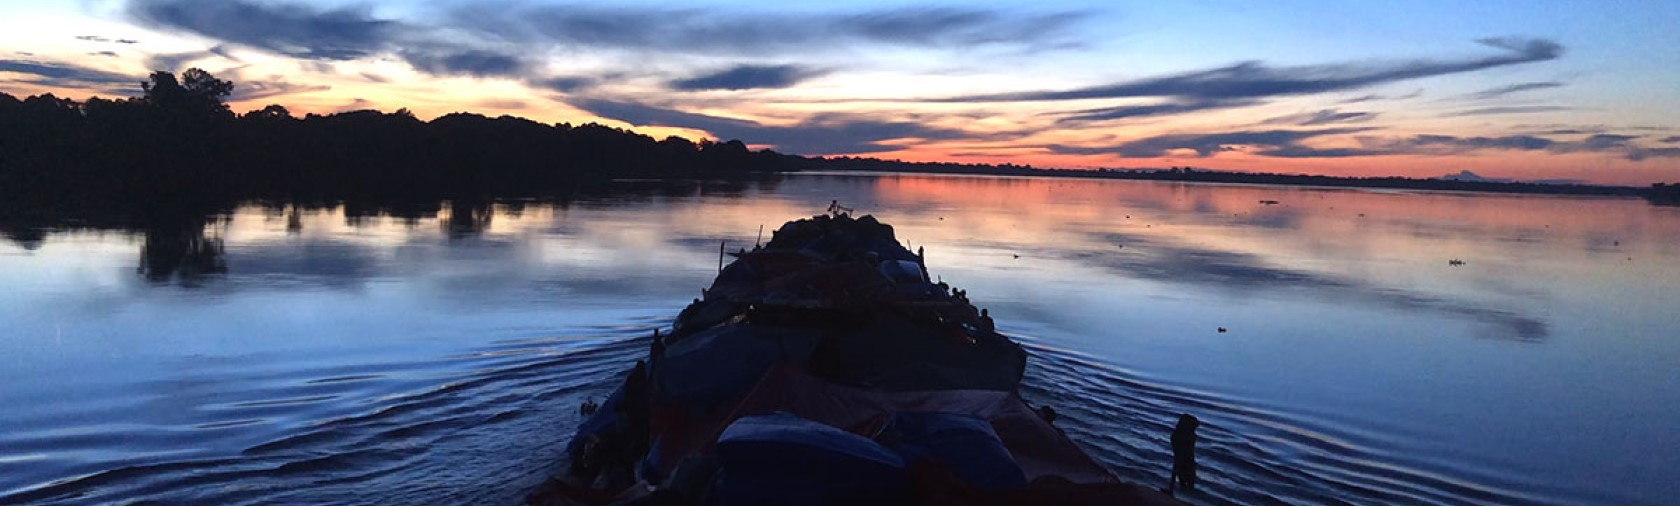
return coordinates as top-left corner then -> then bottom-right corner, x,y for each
76,36 -> 141,45
0,59 -> 138,93
573,98 -> 756,132
670,65 -> 825,91
1365,132 -> 1666,160
231,78 -> 330,102
535,77 -> 598,93
1627,147 -> 1680,160
1261,109 -> 1378,126
125,0 -> 548,83
119,0 -> 1080,88
399,48 -> 526,78
1051,127 -> 1375,158
1445,105 -> 1570,117
1577,134 -> 1638,150
1507,123 -> 1656,136
1379,134 -> 1555,151
477,98 -> 527,110
334,97 -> 373,113
1552,134 -> 1680,161
1256,146 -> 1387,158
1338,88 -> 1423,104
1466,81 -> 1563,100
943,38 -> 1561,102
570,98 -> 970,154
1056,99 -> 1261,123
143,44 -> 236,72
450,5 -> 1086,55
1051,128 -> 1677,161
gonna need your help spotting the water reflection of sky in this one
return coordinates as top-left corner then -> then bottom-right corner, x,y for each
858,175 -> 1680,505
2,174 -> 1678,504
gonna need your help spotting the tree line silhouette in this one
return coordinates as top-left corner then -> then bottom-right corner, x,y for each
814,157 -> 1680,200
0,69 -> 803,228
4,69 -> 1676,280
7,68 -> 1673,225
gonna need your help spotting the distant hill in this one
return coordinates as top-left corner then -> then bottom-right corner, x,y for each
1436,170 -> 1585,186
1437,170 -> 1509,183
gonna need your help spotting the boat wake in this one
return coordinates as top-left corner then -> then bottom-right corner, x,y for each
4,319 -> 1574,506
1016,337 -> 1563,506
1,321 -> 659,506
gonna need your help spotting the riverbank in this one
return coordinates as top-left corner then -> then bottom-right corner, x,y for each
800,157 -> 1667,200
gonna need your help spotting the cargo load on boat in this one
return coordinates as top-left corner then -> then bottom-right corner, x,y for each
527,212 -> 1182,506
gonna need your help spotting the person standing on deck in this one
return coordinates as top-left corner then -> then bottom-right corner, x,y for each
1170,413 -> 1200,493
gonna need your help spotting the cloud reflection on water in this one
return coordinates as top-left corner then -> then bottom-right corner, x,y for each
1070,232 -> 1548,341
5,174 -> 1680,506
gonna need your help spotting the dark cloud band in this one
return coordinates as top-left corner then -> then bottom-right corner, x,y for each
0,60 -> 138,93
571,98 -> 970,154
670,65 -> 825,91
1053,128 -> 1675,161
1051,127 -> 1375,158
123,0 -> 1081,86
127,0 -> 398,61
1260,109 -> 1379,126
1466,81 -> 1563,100
947,38 -> 1562,103
449,5 -> 1084,55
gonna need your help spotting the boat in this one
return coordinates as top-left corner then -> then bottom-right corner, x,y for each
526,210 -> 1185,505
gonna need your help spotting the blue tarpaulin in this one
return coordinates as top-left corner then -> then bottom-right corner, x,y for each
886,411 -> 1028,490
707,413 -> 909,506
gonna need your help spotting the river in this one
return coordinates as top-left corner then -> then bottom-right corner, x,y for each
2,173 -> 1676,505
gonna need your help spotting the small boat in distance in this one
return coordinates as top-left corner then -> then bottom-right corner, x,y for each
527,210 -> 1184,505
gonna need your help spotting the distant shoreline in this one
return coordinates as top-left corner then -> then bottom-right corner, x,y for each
4,69 -> 1676,218
795,158 -> 1680,203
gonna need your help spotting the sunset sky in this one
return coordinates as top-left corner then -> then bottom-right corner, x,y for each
3,0 -> 1678,185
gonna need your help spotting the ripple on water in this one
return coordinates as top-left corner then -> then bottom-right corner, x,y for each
0,324 -> 655,506
304,374 -> 385,385
1014,334 -> 1568,506
0,321 -> 1591,506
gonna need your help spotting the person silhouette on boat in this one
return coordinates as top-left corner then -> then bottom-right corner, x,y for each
587,361 -> 652,490
1169,413 -> 1200,494
649,330 -> 666,374
622,361 -> 651,445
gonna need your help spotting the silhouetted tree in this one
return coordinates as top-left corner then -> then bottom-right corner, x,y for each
1647,182 -> 1680,205
243,104 -> 293,120
142,68 -> 233,119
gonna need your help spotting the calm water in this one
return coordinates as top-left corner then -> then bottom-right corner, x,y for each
2,174 -> 1677,505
